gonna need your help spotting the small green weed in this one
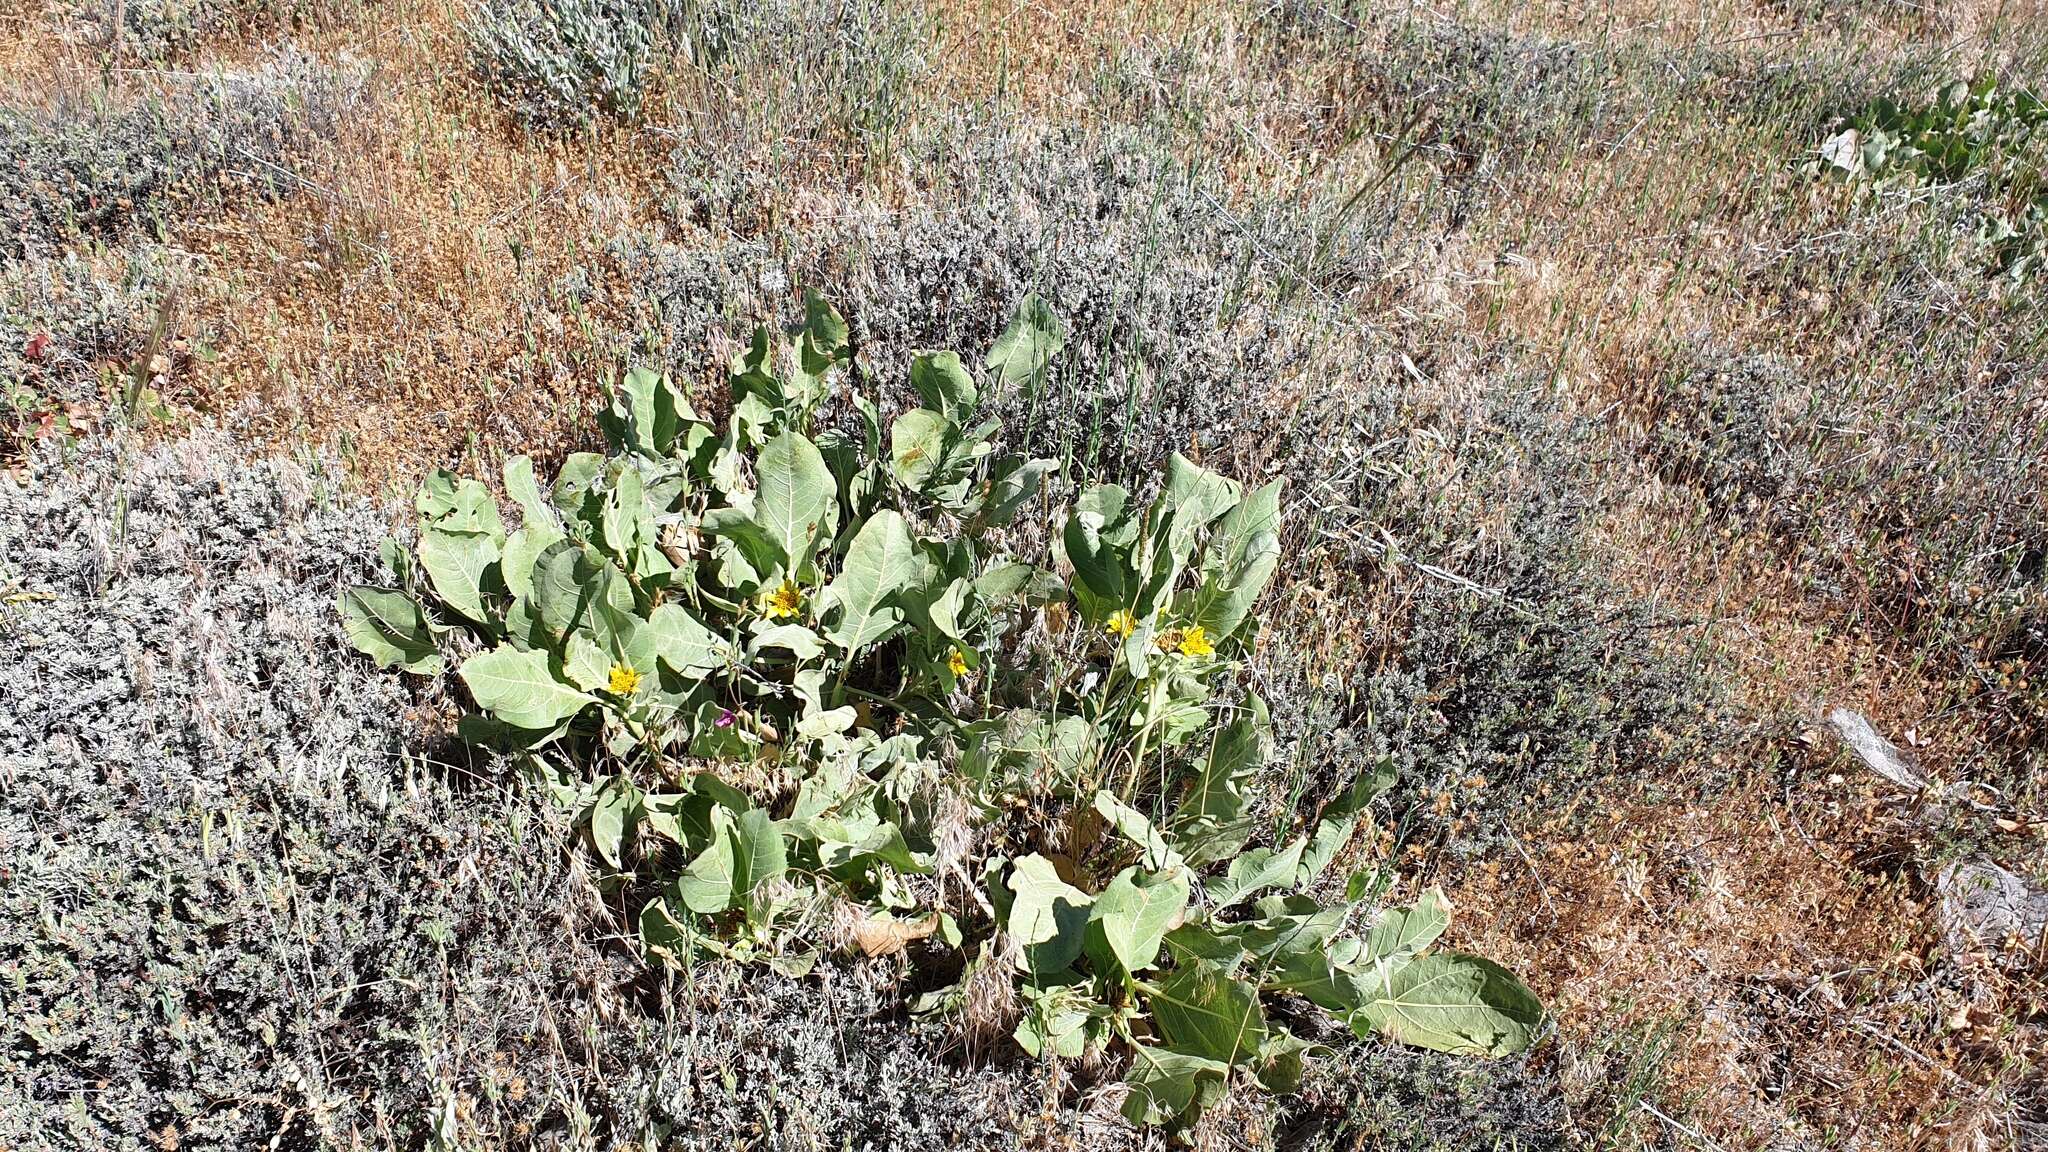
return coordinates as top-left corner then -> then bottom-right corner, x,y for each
2,378 -> 88,479
342,295 -> 1543,1130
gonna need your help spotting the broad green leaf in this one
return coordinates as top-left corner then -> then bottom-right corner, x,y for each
562,632 -> 610,692
588,773 -> 641,868
1354,953 -> 1543,1056
817,428 -> 869,512
730,389 -> 778,450
459,645 -> 594,729
1190,530 -> 1279,641
379,537 -> 415,591
818,509 -> 916,652
694,773 -> 755,813
1191,479 -> 1281,640
1229,893 -> 1347,965
413,468 -> 461,520
415,470 -> 503,538
1121,1045 -> 1228,1126
339,587 -> 442,673
1204,838 -> 1306,909
690,701 -> 755,759
910,350 -> 979,418
1062,505 -> 1129,607
671,808 -> 739,915
731,808 -> 789,924
1091,792 -> 1186,874
671,807 -> 787,921
1171,694 -> 1268,865
905,576 -> 972,643
587,587 -> 655,674
789,666 -> 832,723
1005,854 -> 1093,976
551,453 -> 606,520
754,430 -> 835,576
699,506 -> 782,588
1298,756 -> 1396,885
638,889 -> 696,951
1014,985 -> 1095,1059
1267,948 -> 1367,1014
501,594 -> 546,650
728,327 -> 785,422
418,527 -> 499,627
1158,452 -> 1241,561
986,293 -> 1066,389
789,758 -> 859,822
647,603 -> 729,676
504,456 -> 558,530
749,621 -> 824,661
1204,478 -> 1280,569
642,791 -> 716,851
889,408 -> 951,492
1077,483 -> 1139,546
455,710 -> 570,751
813,815 -> 925,880
530,539 -> 591,636
796,705 -> 858,739
602,367 -> 696,456
499,525 -> 561,602
1147,962 -> 1266,1064
638,897 -> 702,967
1363,887 -> 1451,967
1322,756 -> 1397,824
1254,1031 -> 1318,1094
601,465 -> 653,565
799,289 -> 849,376
1148,668 -> 1213,747
973,560 -> 1038,602
977,456 -> 1057,527
1085,866 -> 1188,975
1162,923 -> 1249,974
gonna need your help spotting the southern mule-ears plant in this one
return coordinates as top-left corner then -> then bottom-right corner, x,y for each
341,293 -> 1544,1129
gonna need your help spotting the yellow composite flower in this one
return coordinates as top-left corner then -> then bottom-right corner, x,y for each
607,664 -> 642,695
1103,610 -> 1138,639
1176,625 -> 1214,658
947,649 -> 970,677
763,580 -> 803,619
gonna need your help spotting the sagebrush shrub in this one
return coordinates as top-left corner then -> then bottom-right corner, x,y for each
465,0 -> 673,132
0,52 -> 359,257
65,0 -> 312,60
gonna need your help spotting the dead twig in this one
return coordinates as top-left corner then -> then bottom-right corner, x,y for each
1639,1099 -> 1728,1151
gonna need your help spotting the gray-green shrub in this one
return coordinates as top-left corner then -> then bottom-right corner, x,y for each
465,0 -> 674,132
0,52 -> 361,258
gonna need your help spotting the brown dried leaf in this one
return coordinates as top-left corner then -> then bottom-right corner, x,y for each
852,912 -> 939,958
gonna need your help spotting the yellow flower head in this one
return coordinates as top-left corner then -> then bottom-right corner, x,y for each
1103,610 -> 1138,639
1176,625 -> 1214,658
763,580 -> 803,619
947,649 -> 970,677
607,664 -> 642,695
